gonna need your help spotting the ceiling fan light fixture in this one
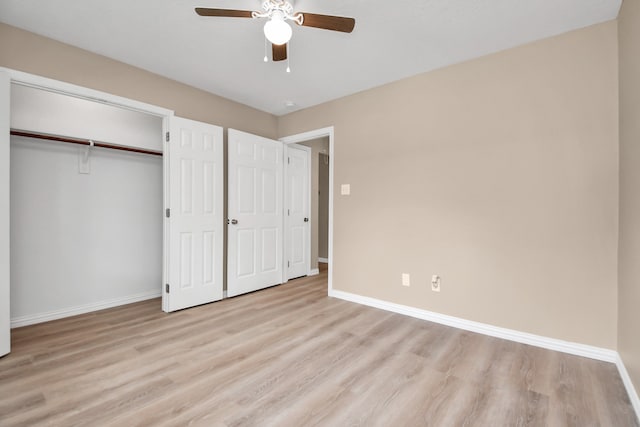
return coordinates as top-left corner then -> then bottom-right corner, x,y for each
264,12 -> 292,45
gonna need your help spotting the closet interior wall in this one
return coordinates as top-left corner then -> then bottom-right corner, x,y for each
10,84 -> 164,326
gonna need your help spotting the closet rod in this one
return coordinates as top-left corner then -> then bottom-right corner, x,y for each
10,129 -> 163,157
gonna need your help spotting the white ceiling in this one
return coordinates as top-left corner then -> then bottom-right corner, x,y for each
0,0 -> 622,116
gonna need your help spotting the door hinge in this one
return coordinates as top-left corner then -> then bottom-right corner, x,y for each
165,284 -> 170,293
166,131 -> 170,142
288,209 -> 290,216
287,261 -> 290,268
288,157 -> 290,164
165,208 -> 170,218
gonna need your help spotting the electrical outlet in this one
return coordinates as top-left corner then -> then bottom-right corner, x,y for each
431,275 -> 441,292
402,273 -> 411,287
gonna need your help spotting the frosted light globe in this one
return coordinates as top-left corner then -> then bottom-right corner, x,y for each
264,15 -> 292,46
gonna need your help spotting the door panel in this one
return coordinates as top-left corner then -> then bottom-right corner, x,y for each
286,144 -> 311,280
227,129 -> 283,297
237,229 -> 255,277
262,228 -> 279,271
1,71 -> 10,357
164,117 -> 223,312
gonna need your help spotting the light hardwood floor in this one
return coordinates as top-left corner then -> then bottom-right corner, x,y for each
1,265 -> 638,426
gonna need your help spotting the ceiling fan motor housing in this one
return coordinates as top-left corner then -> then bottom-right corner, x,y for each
254,0 -> 304,25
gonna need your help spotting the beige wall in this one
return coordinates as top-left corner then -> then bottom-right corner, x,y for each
279,22 -> 619,349
618,0 -> 640,395
300,137 -> 330,270
0,23 -> 277,138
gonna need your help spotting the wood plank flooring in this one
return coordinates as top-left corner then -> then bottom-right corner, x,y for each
1,265 -> 638,426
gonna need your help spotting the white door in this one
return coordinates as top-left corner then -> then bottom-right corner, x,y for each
1,72 -> 10,356
285,144 -> 310,280
227,129 -> 283,297
163,117 -> 224,312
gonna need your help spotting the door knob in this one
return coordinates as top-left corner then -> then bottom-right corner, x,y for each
304,218 -> 309,222
230,219 -> 238,225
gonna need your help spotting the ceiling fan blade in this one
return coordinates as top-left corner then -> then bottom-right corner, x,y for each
195,8 -> 253,18
298,13 -> 355,33
272,43 -> 287,62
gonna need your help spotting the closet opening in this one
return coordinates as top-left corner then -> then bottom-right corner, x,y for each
9,81 -> 167,328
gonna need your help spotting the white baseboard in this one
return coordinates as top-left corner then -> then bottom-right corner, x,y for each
329,289 -> 617,363
11,290 -> 162,328
318,257 -> 329,263
308,268 -> 320,276
616,353 -> 640,419
329,289 -> 640,420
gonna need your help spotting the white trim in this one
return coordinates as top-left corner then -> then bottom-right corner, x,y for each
279,127 -> 334,295
308,268 -> 320,276
1,71 -> 10,357
0,67 -> 173,118
318,257 -> 329,263
10,290 -> 162,328
329,289 -> 618,363
162,117 -> 171,312
616,354 -> 640,419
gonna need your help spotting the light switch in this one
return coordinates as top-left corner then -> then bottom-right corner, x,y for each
402,273 -> 410,287
341,184 -> 351,195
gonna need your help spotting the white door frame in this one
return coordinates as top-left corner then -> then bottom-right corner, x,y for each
0,67 -> 174,323
1,68 -> 173,119
1,71 -> 10,356
284,143 -> 311,280
279,127 -> 334,293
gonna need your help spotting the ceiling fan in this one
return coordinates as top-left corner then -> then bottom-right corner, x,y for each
195,0 -> 356,63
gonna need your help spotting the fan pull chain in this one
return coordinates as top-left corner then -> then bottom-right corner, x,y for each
286,41 -> 291,73
263,36 -> 268,62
